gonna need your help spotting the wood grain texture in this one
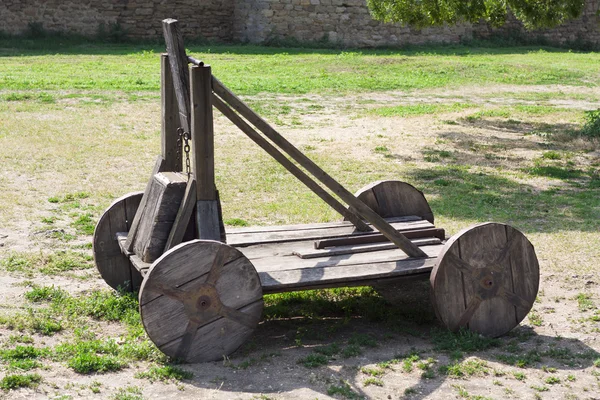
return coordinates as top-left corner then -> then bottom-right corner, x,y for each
161,53 -> 181,172
227,215 -> 420,235
162,19 -> 191,133
350,180 -> 434,223
294,237 -> 441,259
139,240 -> 263,362
164,179 -> 197,252
134,172 -> 187,263
314,227 -> 445,249
125,157 -> 166,252
212,78 -> 424,256
93,192 -> 144,292
430,223 -> 539,337
259,256 -> 437,293
212,93 -> 370,232
228,219 -> 434,247
196,200 -> 221,241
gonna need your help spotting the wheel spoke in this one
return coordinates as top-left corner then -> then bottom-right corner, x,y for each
206,246 -> 230,285
491,236 -> 519,269
445,252 -> 475,274
453,297 -> 482,330
502,290 -> 530,310
146,282 -> 186,302
219,305 -> 259,329
175,320 -> 201,360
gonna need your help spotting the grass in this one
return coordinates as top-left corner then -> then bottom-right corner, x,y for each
134,365 -> 193,383
0,373 -> 42,390
0,37 -> 599,398
1,41 -> 600,95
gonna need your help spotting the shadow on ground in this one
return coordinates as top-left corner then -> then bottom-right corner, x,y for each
178,281 -> 599,399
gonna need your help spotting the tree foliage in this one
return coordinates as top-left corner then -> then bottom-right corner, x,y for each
366,0 -> 586,30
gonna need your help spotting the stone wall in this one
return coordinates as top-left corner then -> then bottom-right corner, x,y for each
0,0 -> 234,41
232,0 -> 600,48
232,0 -> 473,47
1,0 -> 599,48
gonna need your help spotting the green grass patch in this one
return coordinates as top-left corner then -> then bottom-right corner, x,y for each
297,353 -> 329,368
71,213 -> 96,235
431,328 -> 500,354
363,377 -> 384,387
134,365 -> 193,382
575,293 -> 596,311
0,373 -> 42,390
327,380 -> 361,399
580,109 -> 600,138
1,41 -> 598,95
370,102 -> 474,117
440,359 -> 489,378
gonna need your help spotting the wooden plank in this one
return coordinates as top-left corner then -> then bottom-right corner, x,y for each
259,257 -> 437,293
294,237 -> 442,259
134,172 -> 187,263
196,200 -> 221,241
249,243 -> 444,273
190,65 -> 216,200
125,156 -> 166,252
262,272 -> 431,294
164,179 -> 197,252
161,53 -> 180,172
505,225 -> 539,322
459,224 -> 514,336
228,219 -> 434,247
116,232 -> 131,256
227,215 -> 420,235
130,254 -> 150,276
216,190 -> 227,243
190,65 -> 221,241
162,19 -> 191,133
212,94 -> 370,232
314,227 -> 446,249
212,77 -> 424,257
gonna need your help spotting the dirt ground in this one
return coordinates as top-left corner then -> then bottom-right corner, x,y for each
0,84 -> 599,399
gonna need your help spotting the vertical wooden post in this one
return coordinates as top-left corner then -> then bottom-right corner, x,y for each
190,64 -> 221,241
162,19 -> 191,133
161,54 -> 180,172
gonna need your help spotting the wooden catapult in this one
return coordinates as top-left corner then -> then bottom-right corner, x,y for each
93,19 -> 540,363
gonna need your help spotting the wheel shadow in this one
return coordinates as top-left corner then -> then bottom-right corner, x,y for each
177,282 -> 600,399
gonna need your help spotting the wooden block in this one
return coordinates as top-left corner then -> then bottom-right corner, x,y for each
134,172 -> 187,263
196,200 -> 221,241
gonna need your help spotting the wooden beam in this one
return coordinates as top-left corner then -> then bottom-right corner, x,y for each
190,65 -> 221,241
162,19 -> 191,133
212,77 -> 426,257
161,53 -> 181,172
212,93 -> 371,233
125,156 -> 166,252
190,65 -> 216,200
314,227 -> 446,249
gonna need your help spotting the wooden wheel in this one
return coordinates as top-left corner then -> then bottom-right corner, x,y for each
139,240 -> 263,363
93,192 -> 143,292
430,223 -> 539,337
349,180 -> 434,223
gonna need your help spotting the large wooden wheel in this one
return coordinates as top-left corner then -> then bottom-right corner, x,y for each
139,240 -> 263,363
349,180 -> 434,223
93,192 -> 144,292
430,223 -> 539,337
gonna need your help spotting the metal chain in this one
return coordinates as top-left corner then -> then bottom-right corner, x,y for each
176,127 -> 183,169
182,130 -> 191,179
176,127 -> 192,179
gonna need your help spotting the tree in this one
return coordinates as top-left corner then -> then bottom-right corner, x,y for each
366,0 -> 586,30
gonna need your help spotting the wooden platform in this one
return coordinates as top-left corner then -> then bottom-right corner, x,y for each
117,216 -> 444,294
